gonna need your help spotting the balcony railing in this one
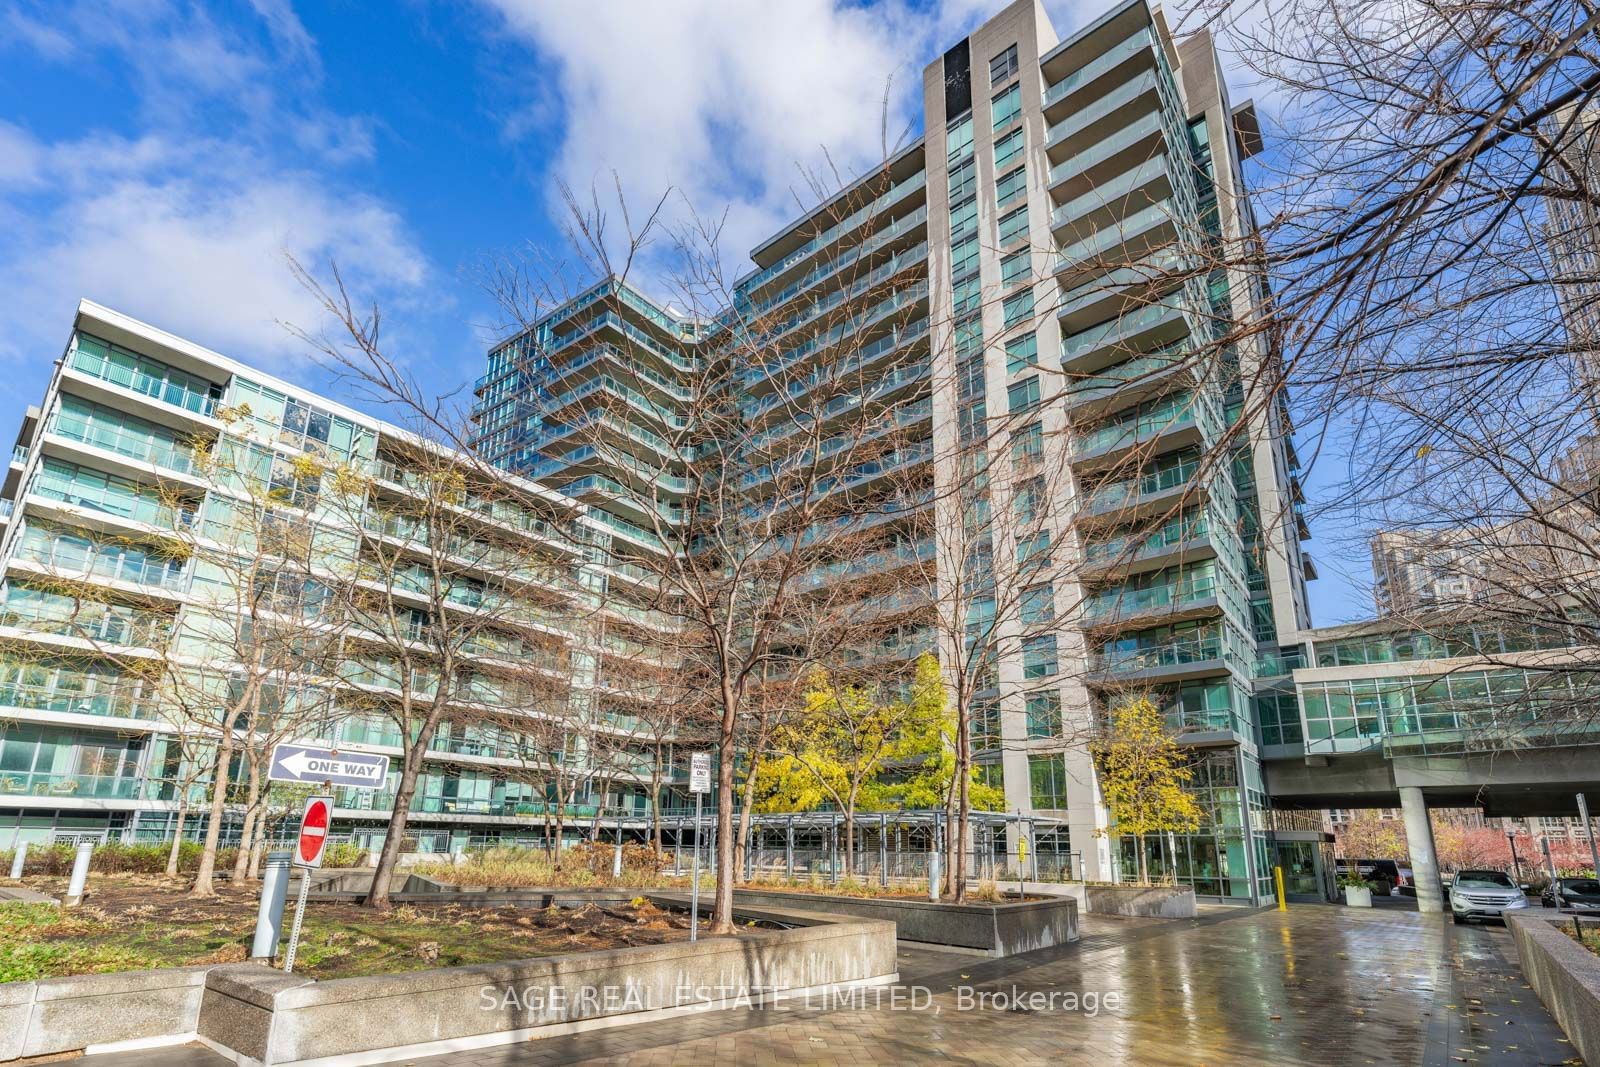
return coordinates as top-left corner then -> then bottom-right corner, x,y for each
1044,28 -> 1153,108
49,414 -> 197,475
1048,111 -> 1164,189
69,342 -> 218,417
1083,572 -> 1219,622
0,771 -> 144,799
0,677 -> 162,721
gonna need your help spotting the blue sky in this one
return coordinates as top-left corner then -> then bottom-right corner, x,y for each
0,0 -> 1375,623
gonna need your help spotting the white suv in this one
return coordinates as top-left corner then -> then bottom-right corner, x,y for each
1449,869 -> 1528,924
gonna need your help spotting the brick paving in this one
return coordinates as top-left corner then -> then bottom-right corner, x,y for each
83,905 -> 1579,1067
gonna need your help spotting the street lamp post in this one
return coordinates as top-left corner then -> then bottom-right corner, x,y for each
1507,831 -> 1523,883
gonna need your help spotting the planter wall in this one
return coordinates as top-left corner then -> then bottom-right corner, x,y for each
0,897 -> 897,1066
0,965 -> 210,1062
1505,913 -> 1600,1066
726,889 -> 1079,956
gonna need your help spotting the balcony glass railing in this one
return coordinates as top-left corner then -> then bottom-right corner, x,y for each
755,240 -> 929,350
0,771 -> 144,799
1091,630 -> 1237,674
1047,70 -> 1158,148
1083,506 -> 1207,566
0,676 -> 162,720
69,335 -> 219,417
15,532 -> 188,591
1062,297 -> 1188,369
1082,453 -> 1200,512
1048,112 -> 1164,189
49,411 -> 196,475
744,318 -> 929,420
1044,28 -> 1153,108
739,171 -> 928,295
1083,571 -> 1220,621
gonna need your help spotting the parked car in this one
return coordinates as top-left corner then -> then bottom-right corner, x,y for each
1540,877 -> 1600,911
1448,869 -> 1529,924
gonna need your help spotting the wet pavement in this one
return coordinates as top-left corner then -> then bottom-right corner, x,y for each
83,904 -> 1580,1067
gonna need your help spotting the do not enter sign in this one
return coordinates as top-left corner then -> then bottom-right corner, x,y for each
295,796 -> 333,869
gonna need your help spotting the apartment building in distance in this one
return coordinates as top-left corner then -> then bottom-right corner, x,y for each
0,301 -> 683,852
473,0 -> 1313,900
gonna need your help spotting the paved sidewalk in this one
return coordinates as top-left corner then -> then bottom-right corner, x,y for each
81,906 -> 1578,1067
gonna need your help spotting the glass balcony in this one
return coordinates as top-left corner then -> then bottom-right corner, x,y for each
1091,631 -> 1229,674
49,408 -> 197,475
69,334 -> 219,417
1061,298 -> 1188,372
15,529 -> 188,592
0,675 -> 162,720
1065,347 -> 1186,407
1054,200 -> 1177,279
1083,508 -> 1208,567
1083,571 -> 1219,622
1043,28 -> 1153,108
0,770 -> 144,799
744,318 -> 929,420
739,171 -> 928,294
1048,112 -> 1164,190
1047,70 -> 1159,151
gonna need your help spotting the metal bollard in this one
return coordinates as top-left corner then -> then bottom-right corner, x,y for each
8,841 -> 25,880
64,841 -> 94,906
251,852 -> 293,960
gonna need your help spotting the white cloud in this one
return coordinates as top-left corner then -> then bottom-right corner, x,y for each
0,132 -> 425,369
476,0 -> 1081,279
0,1 -> 425,373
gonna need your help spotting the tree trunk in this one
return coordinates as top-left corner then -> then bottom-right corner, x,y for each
843,809 -> 855,878
367,740 -> 426,909
734,759 -> 763,885
190,710 -> 243,898
710,687 -> 738,935
165,804 -> 188,878
650,772 -> 663,857
1136,834 -> 1148,884
231,757 -> 263,883
953,722 -> 971,901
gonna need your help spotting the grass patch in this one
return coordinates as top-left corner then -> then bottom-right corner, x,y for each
1560,919 -> 1600,956
1,874 -> 693,983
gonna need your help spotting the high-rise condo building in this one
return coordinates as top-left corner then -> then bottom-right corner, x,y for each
473,0 -> 1313,900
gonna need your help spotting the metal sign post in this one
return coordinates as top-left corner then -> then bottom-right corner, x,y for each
283,795 -> 332,973
689,752 -> 711,942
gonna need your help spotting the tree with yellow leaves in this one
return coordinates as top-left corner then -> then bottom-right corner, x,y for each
1092,696 -> 1202,884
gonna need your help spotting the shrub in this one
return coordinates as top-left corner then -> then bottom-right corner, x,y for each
323,842 -> 368,868
0,841 -> 238,878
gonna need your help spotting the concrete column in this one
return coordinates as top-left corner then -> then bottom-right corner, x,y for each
1399,786 -> 1444,913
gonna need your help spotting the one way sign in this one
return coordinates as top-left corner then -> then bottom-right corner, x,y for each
268,743 -> 389,791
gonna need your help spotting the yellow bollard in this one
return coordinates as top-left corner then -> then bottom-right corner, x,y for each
1273,865 -> 1288,911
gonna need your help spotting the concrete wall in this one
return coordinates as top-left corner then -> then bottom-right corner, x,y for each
1018,882 -> 1197,918
727,889 -> 1079,956
198,911 -> 897,1065
0,965 -> 210,1061
1506,913 -> 1600,1066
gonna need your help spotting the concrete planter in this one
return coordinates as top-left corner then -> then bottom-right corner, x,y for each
727,889 -> 1079,956
1506,913 -> 1600,1066
1343,885 -> 1373,908
0,965 -> 211,1062
0,895 -> 897,1066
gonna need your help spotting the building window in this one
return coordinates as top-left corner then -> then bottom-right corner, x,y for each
1023,633 -> 1059,678
1012,420 -> 1043,464
998,205 -> 1029,246
1003,287 -> 1035,327
992,83 -> 1022,130
1029,753 -> 1068,808
949,196 -> 978,241
951,235 -> 980,279
1001,249 -> 1031,288
1021,583 -> 1055,626
1007,374 -> 1040,413
957,357 -> 985,402
949,156 -> 977,201
971,698 -> 1001,750
1005,332 -> 1038,374
947,116 -> 975,162
1017,529 -> 1050,565
1014,474 -> 1046,524
1026,690 -> 1062,738
990,44 -> 1019,86
996,166 -> 1026,209
953,273 -> 982,316
994,127 -> 1024,171
955,315 -> 984,359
